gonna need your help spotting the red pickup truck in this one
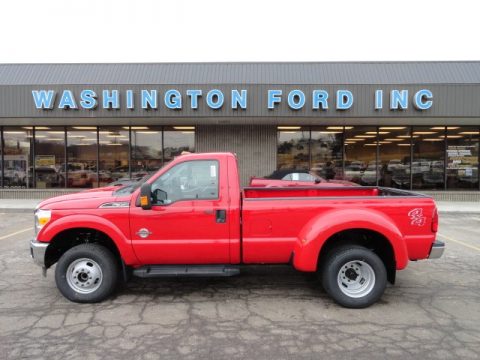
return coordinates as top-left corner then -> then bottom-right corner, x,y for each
30,152 -> 444,308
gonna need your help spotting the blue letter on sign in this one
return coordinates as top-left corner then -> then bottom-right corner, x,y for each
165,89 -> 182,109
80,90 -> 97,110
102,90 -> 119,109
187,90 -> 202,109
141,90 -> 158,109
268,90 -> 282,109
336,90 -> 353,110
231,89 -> 247,109
206,89 -> 224,109
58,90 -> 78,109
390,90 -> 408,110
375,90 -> 383,110
287,90 -> 305,110
312,90 -> 329,110
126,90 -> 134,109
32,90 -> 56,109
413,89 -> 433,110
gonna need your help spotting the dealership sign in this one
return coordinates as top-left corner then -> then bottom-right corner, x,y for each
32,88 -> 433,111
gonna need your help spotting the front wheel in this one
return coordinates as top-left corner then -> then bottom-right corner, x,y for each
55,243 -> 118,303
321,245 -> 387,308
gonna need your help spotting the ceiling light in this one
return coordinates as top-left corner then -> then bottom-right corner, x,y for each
397,144 -> 412,146
73,126 -> 97,130
459,131 -> 480,135
173,126 -> 195,130
124,126 -> 150,130
355,135 -> 376,138
318,131 -> 342,134
383,138 -> 404,141
423,138 -> 443,141
379,127 -> 406,130
136,131 -> 159,134
278,126 -> 301,130
431,126 -> 460,130
413,131 -> 437,135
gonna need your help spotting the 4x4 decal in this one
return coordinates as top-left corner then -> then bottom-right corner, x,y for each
408,208 -> 426,226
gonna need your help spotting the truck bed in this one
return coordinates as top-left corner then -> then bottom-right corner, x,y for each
241,186 -> 435,267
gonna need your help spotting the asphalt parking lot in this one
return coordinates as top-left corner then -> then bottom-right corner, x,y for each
0,212 -> 479,360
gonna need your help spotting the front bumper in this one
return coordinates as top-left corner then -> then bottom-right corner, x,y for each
30,239 -> 48,267
429,240 -> 445,259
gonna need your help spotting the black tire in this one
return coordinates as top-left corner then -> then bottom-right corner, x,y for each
321,245 -> 387,309
55,243 -> 118,303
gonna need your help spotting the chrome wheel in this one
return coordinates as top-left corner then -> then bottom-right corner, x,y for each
337,260 -> 375,298
66,258 -> 103,294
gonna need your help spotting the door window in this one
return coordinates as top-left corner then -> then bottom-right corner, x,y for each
150,160 -> 219,205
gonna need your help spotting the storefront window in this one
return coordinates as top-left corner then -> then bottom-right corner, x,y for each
163,126 -> 195,163
131,126 -> 163,178
99,127 -> 129,185
344,126 -> 378,185
311,126 -> 343,180
378,127 -> 411,189
412,126 -> 445,190
446,127 -> 479,189
2,127 -> 33,188
277,127 -> 310,171
66,127 -> 98,188
35,127 -> 66,188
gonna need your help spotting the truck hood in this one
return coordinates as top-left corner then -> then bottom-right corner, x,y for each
37,188 -> 132,210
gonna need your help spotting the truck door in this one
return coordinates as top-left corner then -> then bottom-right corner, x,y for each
130,159 -> 231,264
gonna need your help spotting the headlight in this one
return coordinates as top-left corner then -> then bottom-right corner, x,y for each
35,209 -> 51,235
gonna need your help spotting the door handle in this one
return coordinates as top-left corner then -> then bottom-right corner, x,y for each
215,209 -> 227,223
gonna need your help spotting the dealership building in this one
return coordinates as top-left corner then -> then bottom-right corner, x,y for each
0,62 -> 479,199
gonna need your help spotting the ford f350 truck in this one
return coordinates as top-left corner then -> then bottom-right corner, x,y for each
30,152 -> 444,308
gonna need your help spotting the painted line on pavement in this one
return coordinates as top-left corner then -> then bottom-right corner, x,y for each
0,227 -> 33,240
438,233 -> 480,252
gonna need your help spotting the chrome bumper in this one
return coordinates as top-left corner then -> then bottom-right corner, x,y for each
30,239 -> 48,267
429,240 -> 445,259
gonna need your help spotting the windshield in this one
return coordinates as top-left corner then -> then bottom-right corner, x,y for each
114,173 -> 154,195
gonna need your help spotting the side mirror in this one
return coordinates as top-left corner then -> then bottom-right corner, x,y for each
139,183 -> 152,210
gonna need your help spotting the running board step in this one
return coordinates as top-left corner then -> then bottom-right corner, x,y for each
133,265 -> 240,278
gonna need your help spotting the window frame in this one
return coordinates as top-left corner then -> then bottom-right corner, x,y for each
148,159 -> 220,206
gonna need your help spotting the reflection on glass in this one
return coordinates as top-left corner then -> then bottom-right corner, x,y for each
3,127 -> 33,188
378,127 -> 411,189
99,127 -> 129,185
163,126 -> 195,163
131,126 -> 163,177
446,127 -> 479,189
412,126 -> 445,190
344,126 -> 377,185
35,127 -> 65,188
67,127 -> 98,188
311,127 -> 343,180
277,128 -> 310,170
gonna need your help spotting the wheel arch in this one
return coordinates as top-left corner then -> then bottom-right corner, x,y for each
45,227 -> 122,269
41,213 -> 138,268
292,208 -> 408,278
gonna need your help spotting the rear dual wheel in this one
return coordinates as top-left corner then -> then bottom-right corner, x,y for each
321,245 -> 387,308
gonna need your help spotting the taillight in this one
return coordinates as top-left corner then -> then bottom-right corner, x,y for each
431,208 -> 439,233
